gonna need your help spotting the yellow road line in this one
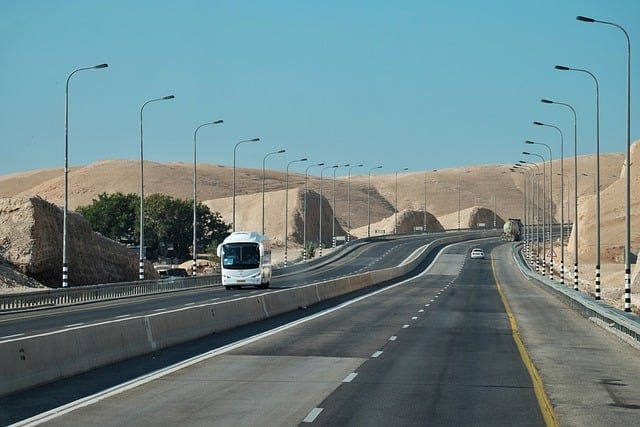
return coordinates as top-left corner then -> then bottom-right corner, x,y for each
491,256 -> 558,427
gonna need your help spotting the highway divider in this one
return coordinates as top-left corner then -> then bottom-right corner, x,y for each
512,243 -> 640,348
0,231 -> 495,397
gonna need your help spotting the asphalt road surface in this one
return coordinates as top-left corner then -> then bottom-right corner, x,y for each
0,232 -> 467,338
6,239 -> 545,426
6,239 -> 639,426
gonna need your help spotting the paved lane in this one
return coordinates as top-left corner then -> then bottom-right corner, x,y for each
0,233 -> 462,338
21,239 -> 544,426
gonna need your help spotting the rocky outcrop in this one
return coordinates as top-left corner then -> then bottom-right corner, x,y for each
0,196 -> 158,288
438,206 -> 504,230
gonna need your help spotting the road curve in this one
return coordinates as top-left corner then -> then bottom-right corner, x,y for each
4,239 -> 547,426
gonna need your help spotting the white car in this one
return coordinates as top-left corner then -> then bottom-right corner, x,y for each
470,248 -> 485,259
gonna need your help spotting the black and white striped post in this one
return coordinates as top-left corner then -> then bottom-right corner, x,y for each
523,151 -> 547,278
62,63 -> 108,288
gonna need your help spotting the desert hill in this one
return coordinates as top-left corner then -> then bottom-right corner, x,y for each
1,145 -> 639,310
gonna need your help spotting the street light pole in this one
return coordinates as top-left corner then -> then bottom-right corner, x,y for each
262,149 -> 286,235
458,170 -> 470,230
284,157 -> 307,267
192,119 -> 223,276
367,166 -> 383,237
542,98 -> 579,290
394,167 -> 408,234
535,121 -> 565,285
139,94 -> 174,281
303,162 -> 324,260
520,161 -> 541,272
333,164 -> 350,247
319,165 -> 338,256
556,65 -> 602,296
526,140 -> 554,280
577,15 -> 632,311
62,63 -> 108,288
232,138 -> 260,232
347,164 -> 363,242
524,152 -> 547,277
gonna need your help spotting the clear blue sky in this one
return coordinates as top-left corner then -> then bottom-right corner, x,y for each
1,0 -> 638,176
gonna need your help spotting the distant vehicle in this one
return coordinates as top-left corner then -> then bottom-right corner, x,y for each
470,248 -> 485,259
502,218 -> 523,241
217,231 -> 272,290
158,267 -> 189,279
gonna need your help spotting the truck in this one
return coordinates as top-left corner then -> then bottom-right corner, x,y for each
502,218 -> 523,241
216,231 -> 272,290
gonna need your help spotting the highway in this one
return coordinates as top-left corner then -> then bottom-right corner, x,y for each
0,232 -> 479,339
3,237 -> 640,426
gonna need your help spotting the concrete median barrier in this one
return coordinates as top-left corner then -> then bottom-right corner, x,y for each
0,231 -> 496,397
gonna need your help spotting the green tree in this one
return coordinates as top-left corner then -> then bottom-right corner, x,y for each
76,192 -> 138,241
77,193 -> 230,261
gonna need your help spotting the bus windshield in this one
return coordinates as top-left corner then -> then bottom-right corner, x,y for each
222,243 -> 260,270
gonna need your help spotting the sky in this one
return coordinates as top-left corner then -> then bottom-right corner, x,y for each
1,0 -> 639,177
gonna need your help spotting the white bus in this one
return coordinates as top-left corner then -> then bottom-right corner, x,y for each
216,231 -> 272,290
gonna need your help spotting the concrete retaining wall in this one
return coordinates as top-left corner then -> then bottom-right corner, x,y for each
0,232 -> 492,397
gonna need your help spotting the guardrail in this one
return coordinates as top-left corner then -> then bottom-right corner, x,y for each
1,231 -> 493,397
512,242 -> 640,347
0,274 -> 221,313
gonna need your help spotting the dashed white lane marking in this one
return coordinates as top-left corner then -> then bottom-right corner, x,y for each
419,309 -> 424,313
425,304 -> 430,307
303,408 -> 324,423
153,308 -> 166,312
65,323 -> 84,328
342,373 -> 358,383
411,316 -> 418,320
114,314 -> 131,319
371,351 -> 383,358
430,299 -> 435,302
1,333 -> 24,339
389,336 -> 397,341
434,295 -> 439,299
403,324 -> 410,328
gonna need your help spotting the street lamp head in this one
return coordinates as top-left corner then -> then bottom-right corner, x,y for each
555,65 -> 571,71
541,99 -> 553,104
277,149 -> 286,153
357,164 -> 364,167
300,158 -> 308,162
214,119 -> 224,124
163,95 -> 175,100
518,160 -> 527,164
251,138 -> 260,142
523,151 -> 531,155
533,121 -> 544,126
317,162 -> 325,166
94,63 -> 109,69
525,140 -> 535,144
402,167 -> 409,171
576,15 -> 595,23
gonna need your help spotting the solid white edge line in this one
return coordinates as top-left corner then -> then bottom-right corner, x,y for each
371,351 -> 383,358
1,333 -> 25,339
342,372 -> 358,383
302,408 -> 324,423
14,239 -> 476,426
